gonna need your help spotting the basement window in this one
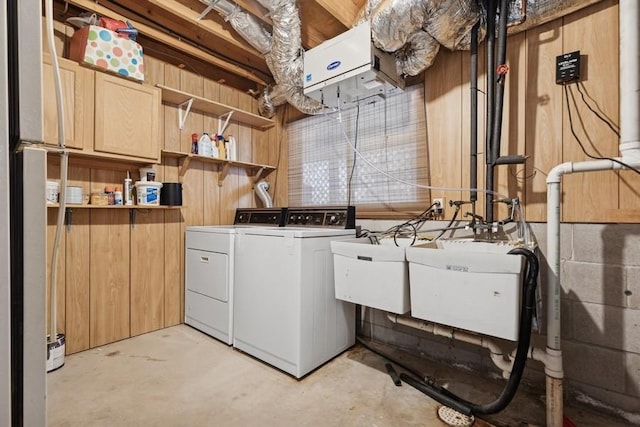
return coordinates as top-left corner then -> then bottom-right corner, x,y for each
288,84 -> 429,215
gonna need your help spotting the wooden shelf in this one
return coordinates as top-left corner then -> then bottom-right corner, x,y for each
46,146 -> 160,169
157,84 -> 275,131
48,203 -> 183,228
161,150 -> 276,186
47,204 -> 182,209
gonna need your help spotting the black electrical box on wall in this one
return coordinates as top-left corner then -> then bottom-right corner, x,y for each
556,51 -> 581,84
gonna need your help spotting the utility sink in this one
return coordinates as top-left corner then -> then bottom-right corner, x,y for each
405,239 -> 527,341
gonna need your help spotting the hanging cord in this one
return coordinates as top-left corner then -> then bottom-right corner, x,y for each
433,203 -> 461,240
399,247 -> 539,415
347,105 -> 360,206
564,85 -> 640,176
372,202 -> 439,246
45,0 -> 69,344
575,82 -> 620,136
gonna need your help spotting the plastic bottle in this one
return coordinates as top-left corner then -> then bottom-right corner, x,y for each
217,134 -> 226,160
114,185 -> 123,205
191,133 -> 199,154
198,133 -> 213,157
226,135 -> 237,161
104,185 -> 115,205
124,171 -> 133,206
210,134 -> 219,158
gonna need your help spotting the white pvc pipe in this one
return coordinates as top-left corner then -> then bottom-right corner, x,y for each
387,314 -> 513,375
545,159 -> 623,426
544,1 -> 640,423
619,0 -> 640,162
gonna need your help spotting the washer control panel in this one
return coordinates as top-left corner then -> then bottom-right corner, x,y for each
286,206 -> 355,228
234,208 -> 288,226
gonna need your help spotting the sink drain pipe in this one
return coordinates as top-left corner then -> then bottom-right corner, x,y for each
393,247 -> 539,415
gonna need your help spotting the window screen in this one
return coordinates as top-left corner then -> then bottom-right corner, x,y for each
288,84 -> 429,213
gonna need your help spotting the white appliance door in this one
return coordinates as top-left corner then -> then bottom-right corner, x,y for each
186,249 -> 229,302
233,231 -> 300,373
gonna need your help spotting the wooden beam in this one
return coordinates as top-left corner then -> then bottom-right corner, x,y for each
65,0 -> 268,86
147,0 -> 263,57
106,0 -> 271,76
313,0 -> 363,27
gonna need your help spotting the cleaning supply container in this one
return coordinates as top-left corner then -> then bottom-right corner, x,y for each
405,239 -> 526,341
160,182 -> 182,206
46,181 -> 59,204
331,238 -> 411,314
139,167 -> 156,182
135,181 -> 162,206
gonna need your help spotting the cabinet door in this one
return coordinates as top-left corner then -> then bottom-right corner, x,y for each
65,209 -> 90,354
90,209 -> 130,347
42,54 -> 94,150
94,73 -> 160,161
130,211 -> 165,336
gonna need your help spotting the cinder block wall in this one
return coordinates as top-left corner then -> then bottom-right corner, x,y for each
356,220 -> 640,422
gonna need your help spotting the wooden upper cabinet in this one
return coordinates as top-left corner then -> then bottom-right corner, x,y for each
94,73 -> 161,162
42,54 -> 94,150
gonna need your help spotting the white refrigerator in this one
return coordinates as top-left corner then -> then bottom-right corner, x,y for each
1,0 -> 48,425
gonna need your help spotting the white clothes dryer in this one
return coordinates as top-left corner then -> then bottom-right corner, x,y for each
185,208 -> 287,344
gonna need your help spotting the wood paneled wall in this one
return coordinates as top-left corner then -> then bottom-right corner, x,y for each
46,30 -> 286,353
425,0 -> 639,223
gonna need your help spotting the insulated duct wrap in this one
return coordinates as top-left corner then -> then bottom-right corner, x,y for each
507,0 -> 603,33
205,0 -> 602,115
364,0 -> 482,77
256,0 -> 327,116
395,31 -> 440,76
206,0 -> 327,118
421,0 -> 483,51
258,84 -> 288,118
366,0 -> 431,52
224,6 -> 272,54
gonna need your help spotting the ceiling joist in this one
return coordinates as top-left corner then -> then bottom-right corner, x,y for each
65,0 -> 269,86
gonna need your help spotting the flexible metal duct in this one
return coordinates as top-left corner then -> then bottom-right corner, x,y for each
206,0 -> 603,114
203,0 -> 328,118
361,0 -> 482,76
394,30 -> 441,77
508,0 -> 604,33
255,179 -> 273,207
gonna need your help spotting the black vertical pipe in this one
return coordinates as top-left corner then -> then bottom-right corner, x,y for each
470,22 -> 479,202
490,0 -> 510,165
485,0 -> 497,223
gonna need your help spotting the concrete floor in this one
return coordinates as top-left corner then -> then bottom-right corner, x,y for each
47,325 -> 626,427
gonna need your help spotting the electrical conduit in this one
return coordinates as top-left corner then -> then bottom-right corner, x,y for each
545,2 -> 640,425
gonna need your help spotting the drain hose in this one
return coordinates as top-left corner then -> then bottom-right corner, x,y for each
400,247 -> 539,416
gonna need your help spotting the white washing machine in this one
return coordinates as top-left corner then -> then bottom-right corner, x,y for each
233,207 -> 357,378
185,208 -> 287,344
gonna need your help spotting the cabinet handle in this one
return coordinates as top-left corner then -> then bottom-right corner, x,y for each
200,256 -> 209,263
